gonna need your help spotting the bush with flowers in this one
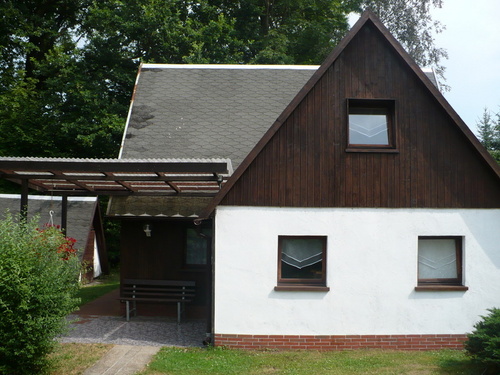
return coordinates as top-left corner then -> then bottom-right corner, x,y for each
0,212 -> 81,375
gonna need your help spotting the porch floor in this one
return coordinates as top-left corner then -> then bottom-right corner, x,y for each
59,289 -> 207,347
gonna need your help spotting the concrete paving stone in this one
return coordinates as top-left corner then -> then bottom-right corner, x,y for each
83,345 -> 160,375
60,315 -> 207,347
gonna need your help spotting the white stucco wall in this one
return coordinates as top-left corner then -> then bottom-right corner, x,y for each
214,207 -> 500,336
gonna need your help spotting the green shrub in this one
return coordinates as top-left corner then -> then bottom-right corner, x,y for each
0,213 -> 81,374
465,308 -> 500,373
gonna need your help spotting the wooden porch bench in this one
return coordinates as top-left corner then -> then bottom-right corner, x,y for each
120,279 -> 195,323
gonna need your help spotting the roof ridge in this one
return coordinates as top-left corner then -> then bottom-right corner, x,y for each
141,63 -> 319,70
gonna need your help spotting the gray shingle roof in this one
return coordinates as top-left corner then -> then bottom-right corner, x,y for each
422,68 -> 440,91
120,64 -> 317,169
0,194 -> 97,255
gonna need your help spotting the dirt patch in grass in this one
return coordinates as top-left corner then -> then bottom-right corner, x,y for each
48,343 -> 113,375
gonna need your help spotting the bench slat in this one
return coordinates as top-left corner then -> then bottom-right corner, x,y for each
124,279 -> 195,287
123,288 -> 194,294
121,294 -> 194,301
120,297 -> 193,303
120,279 -> 196,323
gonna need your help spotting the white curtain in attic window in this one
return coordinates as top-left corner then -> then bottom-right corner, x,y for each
281,238 -> 323,269
349,113 -> 389,145
418,239 -> 457,279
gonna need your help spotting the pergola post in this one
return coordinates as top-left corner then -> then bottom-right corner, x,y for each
61,194 -> 68,234
20,179 -> 29,220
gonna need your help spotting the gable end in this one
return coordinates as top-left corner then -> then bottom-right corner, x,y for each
201,12 -> 500,216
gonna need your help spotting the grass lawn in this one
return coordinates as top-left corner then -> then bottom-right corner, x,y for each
76,269 -> 120,306
137,347 -> 486,375
48,343 -> 113,375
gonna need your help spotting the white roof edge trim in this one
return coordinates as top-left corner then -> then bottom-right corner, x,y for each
0,194 -> 97,202
0,156 -> 231,163
119,63 -> 144,159
141,63 -> 319,70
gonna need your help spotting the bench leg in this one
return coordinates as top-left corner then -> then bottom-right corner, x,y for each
177,302 -> 181,324
125,300 -> 137,321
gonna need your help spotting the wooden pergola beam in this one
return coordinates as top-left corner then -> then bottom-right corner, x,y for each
0,157 -> 231,197
0,159 -> 229,174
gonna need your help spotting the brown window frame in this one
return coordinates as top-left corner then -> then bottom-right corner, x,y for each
416,236 -> 468,291
346,98 -> 398,153
275,235 -> 329,291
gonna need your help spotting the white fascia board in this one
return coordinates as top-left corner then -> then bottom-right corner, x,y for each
118,63 -> 144,159
0,194 -> 97,202
141,63 -> 319,70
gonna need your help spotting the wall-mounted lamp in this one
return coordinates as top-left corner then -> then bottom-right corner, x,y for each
143,224 -> 152,237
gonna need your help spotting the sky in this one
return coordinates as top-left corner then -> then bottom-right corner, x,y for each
431,0 -> 500,134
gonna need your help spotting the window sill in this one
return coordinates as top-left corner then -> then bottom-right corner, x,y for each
274,285 -> 330,292
415,285 -> 468,292
346,148 -> 399,154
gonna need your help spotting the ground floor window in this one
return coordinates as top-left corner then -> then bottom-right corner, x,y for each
417,236 -> 466,289
185,226 -> 211,266
277,236 -> 327,289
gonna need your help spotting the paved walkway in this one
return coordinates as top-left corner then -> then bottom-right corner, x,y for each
59,288 -> 207,374
83,345 -> 160,375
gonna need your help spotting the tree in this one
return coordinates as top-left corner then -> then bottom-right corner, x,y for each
477,107 -> 500,164
0,215 -> 80,374
477,108 -> 495,150
0,0 -> 125,158
207,0 -> 360,64
359,0 -> 448,89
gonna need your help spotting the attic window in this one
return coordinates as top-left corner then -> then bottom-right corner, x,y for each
347,99 -> 397,152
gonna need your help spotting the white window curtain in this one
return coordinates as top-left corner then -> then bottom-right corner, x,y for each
281,238 -> 323,269
348,107 -> 389,145
418,239 -> 457,279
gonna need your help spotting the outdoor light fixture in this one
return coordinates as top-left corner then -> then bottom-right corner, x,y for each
143,224 -> 152,237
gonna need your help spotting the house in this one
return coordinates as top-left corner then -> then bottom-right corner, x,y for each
108,62 -> 317,320
0,194 -> 108,281
111,10 -> 499,350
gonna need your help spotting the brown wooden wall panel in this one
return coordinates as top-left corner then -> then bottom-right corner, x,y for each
221,22 -> 500,208
120,220 -> 210,305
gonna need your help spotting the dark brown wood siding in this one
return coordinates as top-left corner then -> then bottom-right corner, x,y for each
120,220 -> 211,308
221,22 -> 500,208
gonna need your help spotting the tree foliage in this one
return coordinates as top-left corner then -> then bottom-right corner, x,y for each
477,107 -> 500,164
208,0 -> 360,64
0,0 -> 446,159
0,0 -> 127,158
359,0 -> 448,89
465,308 -> 500,373
0,214 -> 81,374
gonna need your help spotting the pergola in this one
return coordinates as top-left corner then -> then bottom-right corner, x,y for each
0,157 -> 231,230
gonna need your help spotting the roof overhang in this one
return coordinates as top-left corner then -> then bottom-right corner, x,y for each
0,157 -> 232,196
